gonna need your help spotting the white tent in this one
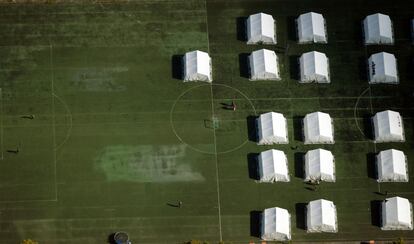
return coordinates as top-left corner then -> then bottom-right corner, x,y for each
297,12 -> 327,44
257,112 -> 288,145
305,149 -> 335,182
368,52 -> 398,84
307,199 -> 338,233
258,149 -> 290,182
299,51 -> 330,83
377,149 -> 408,182
373,110 -> 405,143
303,111 -> 334,144
382,196 -> 413,230
247,13 -> 276,44
249,49 -> 280,81
261,207 -> 291,241
363,13 -> 394,45
183,50 -> 212,82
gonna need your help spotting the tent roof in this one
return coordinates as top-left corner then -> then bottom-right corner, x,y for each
305,149 -> 335,181
303,111 -> 334,144
297,12 -> 327,43
368,52 -> 398,83
261,207 -> 291,240
259,149 -> 289,182
307,199 -> 337,232
363,13 -> 393,44
250,49 -> 279,77
300,51 -> 329,80
382,196 -> 413,230
247,13 -> 276,43
373,110 -> 404,142
257,112 -> 288,144
184,50 -> 212,81
377,149 -> 408,182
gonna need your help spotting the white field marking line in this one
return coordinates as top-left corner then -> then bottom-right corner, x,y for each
210,84 -> 222,242
50,44 -> 58,201
0,88 -> 3,160
169,84 -> 256,155
52,93 -> 73,151
204,0 -> 222,240
353,87 -> 370,137
0,198 -> 58,203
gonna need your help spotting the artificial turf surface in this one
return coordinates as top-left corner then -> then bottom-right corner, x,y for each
0,0 -> 413,243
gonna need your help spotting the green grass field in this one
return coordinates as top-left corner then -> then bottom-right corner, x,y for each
0,0 -> 414,243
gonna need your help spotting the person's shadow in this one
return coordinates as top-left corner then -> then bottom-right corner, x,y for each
166,202 -> 180,208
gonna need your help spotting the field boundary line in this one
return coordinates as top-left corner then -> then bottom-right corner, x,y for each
0,88 -> 3,160
50,44 -> 58,202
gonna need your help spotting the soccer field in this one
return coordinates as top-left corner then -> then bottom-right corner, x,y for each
0,0 -> 413,243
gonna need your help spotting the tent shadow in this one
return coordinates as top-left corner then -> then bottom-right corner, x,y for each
366,152 -> 377,179
107,233 -> 116,244
250,210 -> 262,238
294,152 -> 305,179
358,57 -> 368,82
289,55 -> 300,81
355,19 -> 365,46
407,56 -> 414,81
362,115 -> 374,140
239,53 -> 250,78
370,200 -> 382,227
171,55 -> 183,80
286,16 -> 297,41
293,116 -> 303,142
236,17 -> 247,42
246,116 -> 258,142
295,203 -> 307,230
247,153 -> 260,180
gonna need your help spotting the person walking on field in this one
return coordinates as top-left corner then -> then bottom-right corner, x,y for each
231,101 -> 236,111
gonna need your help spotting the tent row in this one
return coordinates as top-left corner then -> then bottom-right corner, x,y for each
180,49 -> 399,85
246,12 -> 328,44
243,50 -> 397,85
246,12 -> 402,46
257,148 -> 335,183
257,111 -> 334,145
261,199 -> 337,241
257,143 -> 409,184
256,110 -> 404,145
260,197 -> 413,241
